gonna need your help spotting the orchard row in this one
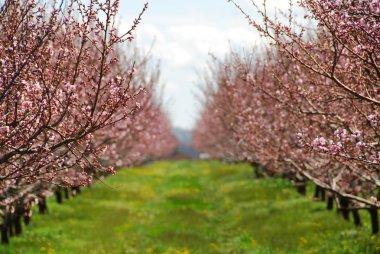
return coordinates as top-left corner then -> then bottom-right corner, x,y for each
193,0 -> 380,233
0,0 -> 177,243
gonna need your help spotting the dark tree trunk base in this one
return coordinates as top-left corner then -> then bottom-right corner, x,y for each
1,212 -> 10,244
320,189 -> 326,201
56,187 -> 63,204
38,197 -> 48,214
327,196 -> 334,210
71,186 -> 81,197
64,188 -> 70,199
340,197 -> 350,221
369,207 -> 379,235
352,210 -> 362,227
1,223 -> 9,244
13,216 -> 22,236
296,184 -> 307,196
23,215 -> 31,226
13,205 -> 24,236
314,186 -> 320,200
8,214 -> 14,237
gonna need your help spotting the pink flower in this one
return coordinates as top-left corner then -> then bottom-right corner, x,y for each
246,73 -> 254,83
356,141 -> 366,149
330,142 -> 343,154
350,131 -> 362,141
22,101 -> 31,110
368,114 -> 377,127
66,83 -> 76,93
0,126 -> 10,134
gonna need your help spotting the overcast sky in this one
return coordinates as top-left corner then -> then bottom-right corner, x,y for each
118,0 -> 291,129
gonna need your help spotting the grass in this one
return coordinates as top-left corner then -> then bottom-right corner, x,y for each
1,160 -> 380,254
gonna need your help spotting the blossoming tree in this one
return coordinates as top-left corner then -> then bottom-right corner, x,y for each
0,0 -> 177,243
195,0 -> 380,233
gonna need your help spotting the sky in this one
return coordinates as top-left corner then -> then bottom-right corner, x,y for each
118,0 -> 292,129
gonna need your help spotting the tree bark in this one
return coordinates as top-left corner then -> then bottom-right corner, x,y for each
251,162 -> 267,178
64,188 -> 70,199
13,215 -> 22,236
38,197 -> 48,214
369,207 -> 379,235
314,185 -> 320,200
352,209 -> 362,227
339,197 -> 350,221
23,211 -> 31,226
8,214 -> 14,237
320,189 -> 326,201
296,183 -> 307,196
71,186 -> 81,197
55,187 -> 63,204
327,194 -> 334,210
13,205 -> 24,236
1,212 -> 10,244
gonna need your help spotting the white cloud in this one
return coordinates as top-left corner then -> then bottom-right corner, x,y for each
117,0 -> 296,129
140,23 -> 164,42
129,23 -> 262,128
156,42 -> 193,66
227,27 -> 258,43
137,24 -> 260,66
241,0 -> 296,12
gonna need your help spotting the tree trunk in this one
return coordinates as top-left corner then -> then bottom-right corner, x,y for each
314,185 -> 320,200
64,188 -> 70,199
320,189 -> 326,201
369,207 -> 379,235
339,197 -> 350,221
23,211 -> 31,226
1,212 -> 10,244
327,194 -> 334,210
8,214 -> 14,237
13,205 -> 24,236
13,215 -> 22,236
55,187 -> 63,204
352,209 -> 362,227
38,197 -> 48,214
252,163 -> 266,178
71,186 -> 81,197
296,183 -> 307,196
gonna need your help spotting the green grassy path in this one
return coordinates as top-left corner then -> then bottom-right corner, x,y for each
1,160 -> 379,253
